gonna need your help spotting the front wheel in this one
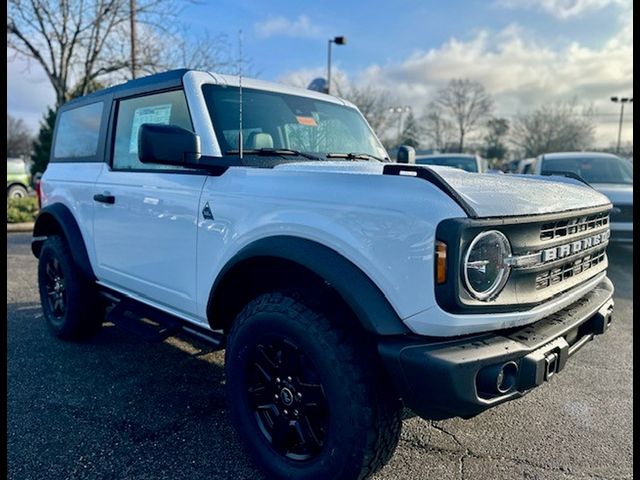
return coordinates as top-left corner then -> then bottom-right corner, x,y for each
225,292 -> 402,480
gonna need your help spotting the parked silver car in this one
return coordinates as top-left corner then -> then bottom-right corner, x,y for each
533,152 -> 633,242
415,153 -> 488,173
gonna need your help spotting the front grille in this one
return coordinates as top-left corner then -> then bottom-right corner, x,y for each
436,206 -> 612,313
611,204 -> 633,223
535,248 -> 607,290
540,212 -> 609,241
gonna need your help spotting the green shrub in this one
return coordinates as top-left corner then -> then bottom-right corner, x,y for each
7,196 -> 39,223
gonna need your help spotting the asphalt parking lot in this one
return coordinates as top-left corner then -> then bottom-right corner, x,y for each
7,232 -> 633,480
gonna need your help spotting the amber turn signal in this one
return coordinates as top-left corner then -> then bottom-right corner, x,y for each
435,240 -> 447,284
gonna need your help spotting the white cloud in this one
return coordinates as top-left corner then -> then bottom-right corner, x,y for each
282,16 -> 633,147
254,15 -> 322,39
498,0 -> 628,19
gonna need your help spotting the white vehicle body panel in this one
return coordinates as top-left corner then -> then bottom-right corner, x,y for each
92,169 -> 207,315
272,163 -> 611,216
400,167 -> 610,217
194,164 -> 466,324
38,163 -> 104,267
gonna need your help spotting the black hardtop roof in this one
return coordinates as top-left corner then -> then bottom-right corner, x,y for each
62,68 -> 191,108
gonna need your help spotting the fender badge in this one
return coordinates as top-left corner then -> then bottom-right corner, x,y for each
202,202 -> 214,220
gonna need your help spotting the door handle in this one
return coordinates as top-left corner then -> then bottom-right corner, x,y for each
93,193 -> 116,204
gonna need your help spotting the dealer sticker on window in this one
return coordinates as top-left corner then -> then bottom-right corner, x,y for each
296,116 -> 317,126
129,104 -> 173,153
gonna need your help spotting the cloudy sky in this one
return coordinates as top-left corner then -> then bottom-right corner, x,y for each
7,0 -> 633,147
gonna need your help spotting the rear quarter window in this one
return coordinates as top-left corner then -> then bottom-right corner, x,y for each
53,101 -> 104,160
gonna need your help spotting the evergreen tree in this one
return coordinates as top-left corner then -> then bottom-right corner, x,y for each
399,111 -> 422,148
30,107 -> 57,177
484,117 -> 509,162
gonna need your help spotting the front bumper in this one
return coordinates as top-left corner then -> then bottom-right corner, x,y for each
379,277 -> 614,420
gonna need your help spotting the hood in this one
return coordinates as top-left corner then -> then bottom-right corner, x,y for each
274,161 -> 612,218
590,183 -> 633,205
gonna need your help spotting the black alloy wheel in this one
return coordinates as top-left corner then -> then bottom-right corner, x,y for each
44,256 -> 67,322
247,335 -> 329,461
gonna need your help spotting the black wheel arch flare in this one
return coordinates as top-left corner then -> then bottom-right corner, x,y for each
207,236 -> 410,336
31,203 -> 96,281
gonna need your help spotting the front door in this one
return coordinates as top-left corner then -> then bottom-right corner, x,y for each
93,89 -> 206,316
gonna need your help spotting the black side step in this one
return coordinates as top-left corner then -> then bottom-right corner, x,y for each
106,299 -> 181,342
103,295 -> 224,348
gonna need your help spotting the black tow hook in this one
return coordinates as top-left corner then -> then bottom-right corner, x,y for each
544,352 -> 559,380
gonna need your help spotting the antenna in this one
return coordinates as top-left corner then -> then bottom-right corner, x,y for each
238,29 -> 243,160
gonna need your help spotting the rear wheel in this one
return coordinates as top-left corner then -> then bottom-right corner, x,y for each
37,235 -> 104,340
225,291 -> 402,480
8,184 -> 28,198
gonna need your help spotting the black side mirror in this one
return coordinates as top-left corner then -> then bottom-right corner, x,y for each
397,145 -> 415,164
138,124 -> 201,166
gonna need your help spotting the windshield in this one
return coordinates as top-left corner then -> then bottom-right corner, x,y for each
202,84 -> 387,160
415,156 -> 478,173
541,156 -> 633,184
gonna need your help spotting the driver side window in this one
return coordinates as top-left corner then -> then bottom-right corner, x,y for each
112,90 -> 193,170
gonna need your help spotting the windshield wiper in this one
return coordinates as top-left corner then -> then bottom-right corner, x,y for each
225,148 -> 322,161
326,152 -> 385,162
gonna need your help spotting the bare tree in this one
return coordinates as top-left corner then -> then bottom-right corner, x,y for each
433,78 -> 494,153
421,103 -> 456,152
7,0 -> 237,107
134,27 -> 238,77
510,100 -> 595,157
7,115 -> 33,158
9,0 -> 135,106
336,84 -> 398,140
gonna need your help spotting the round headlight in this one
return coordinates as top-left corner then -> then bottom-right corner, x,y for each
463,230 -> 511,301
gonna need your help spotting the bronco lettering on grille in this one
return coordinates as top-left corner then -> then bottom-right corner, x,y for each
540,230 -> 609,263
508,230 -> 610,269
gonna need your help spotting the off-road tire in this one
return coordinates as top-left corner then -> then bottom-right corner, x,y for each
225,291 -> 403,480
37,235 -> 104,340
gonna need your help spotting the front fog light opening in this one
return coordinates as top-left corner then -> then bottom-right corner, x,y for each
477,361 -> 519,397
463,230 -> 512,301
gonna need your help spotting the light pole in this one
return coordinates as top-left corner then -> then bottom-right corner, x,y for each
389,106 -> 411,144
130,0 -> 137,79
327,36 -> 346,95
610,96 -> 633,153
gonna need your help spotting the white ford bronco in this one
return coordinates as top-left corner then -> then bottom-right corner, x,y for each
33,69 -> 615,480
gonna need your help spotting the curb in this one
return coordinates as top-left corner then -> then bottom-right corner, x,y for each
7,222 -> 34,233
